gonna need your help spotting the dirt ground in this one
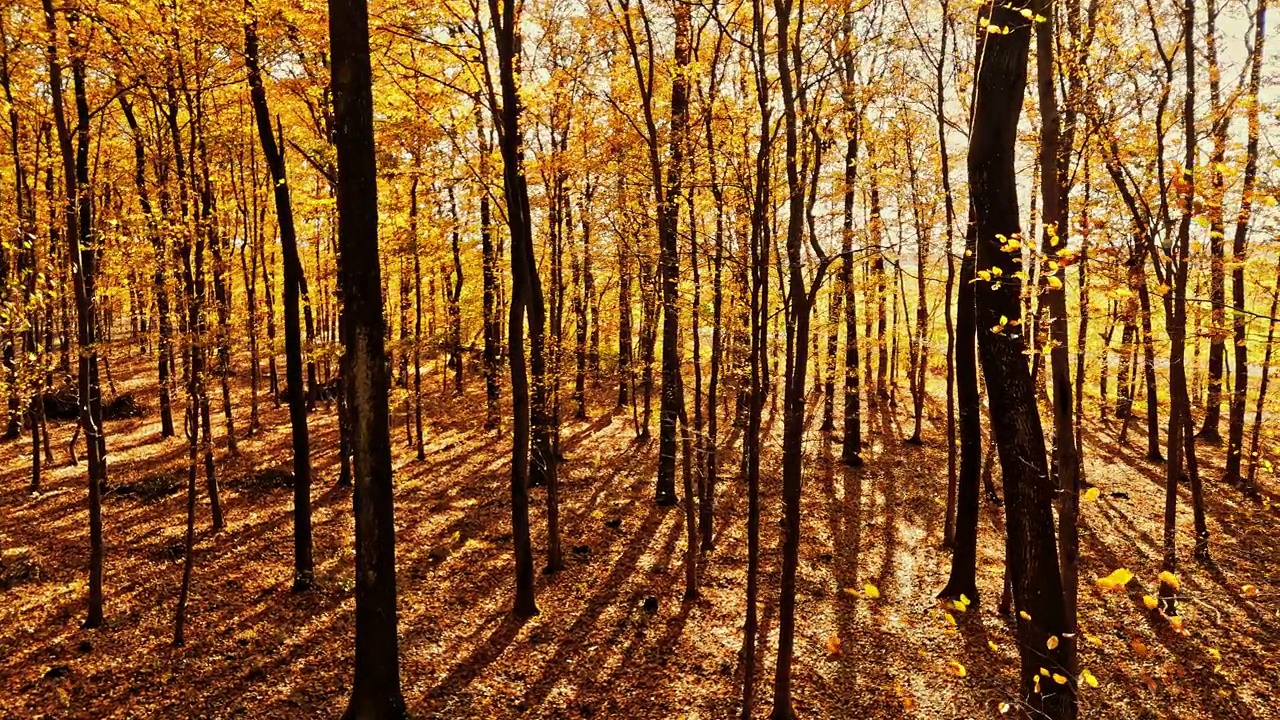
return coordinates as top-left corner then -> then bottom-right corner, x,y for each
1,344 -> 1278,719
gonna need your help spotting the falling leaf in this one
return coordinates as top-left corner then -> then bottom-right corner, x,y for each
1143,595 -> 1159,610
1096,568 -> 1134,591
1083,487 -> 1100,502
988,640 -> 1000,652
1241,584 -> 1259,598
1131,639 -> 1150,657
1084,633 -> 1103,647
1019,610 -> 1032,621
999,702 -> 1011,713
1081,669 -> 1099,688
1052,673 -> 1068,685
1159,571 -> 1180,591
1208,648 -> 1221,662
1047,635 -> 1060,650
864,583 -> 880,599
949,660 -> 967,677
826,634 -> 841,657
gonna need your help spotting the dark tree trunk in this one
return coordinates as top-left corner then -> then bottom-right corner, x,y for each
653,0 -> 690,508
1197,0 -> 1229,443
617,247 -> 633,410
1035,0 -> 1082,679
328,0 -> 407,714
968,4 -> 1074,716
245,9 -> 313,590
409,176 -> 425,460
488,0 -> 539,618
479,116 -> 501,429
1225,0 -> 1266,490
117,94 -> 176,438
43,0 -> 106,629
839,83 -> 862,467
447,185 -> 464,396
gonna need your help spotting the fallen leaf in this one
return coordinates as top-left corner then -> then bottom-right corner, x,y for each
1096,568 -> 1134,591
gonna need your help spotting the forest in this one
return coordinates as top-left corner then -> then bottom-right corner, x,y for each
0,0 -> 1276,716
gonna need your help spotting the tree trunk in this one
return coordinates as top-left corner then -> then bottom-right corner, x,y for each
488,0 -> 539,618
328,0 -> 408,714
969,4 -> 1074,716
43,0 -> 106,629
1225,0 -> 1266,490
245,8 -> 313,590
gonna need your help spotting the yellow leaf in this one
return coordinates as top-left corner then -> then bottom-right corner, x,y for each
1084,633 -> 1103,647
1095,568 -> 1134,591
826,634 -> 842,656
953,599 -> 967,612
1019,610 -> 1032,621
959,594 -> 971,607
989,640 -> 1000,652
1040,667 -> 1051,677
864,583 -> 880,599
949,660 -> 967,677
999,702 -> 1011,713
1047,275 -> 1063,290
944,612 -> 957,627
1241,584 -> 1259,598
1081,669 -> 1099,688
1159,571 -> 1180,591
1143,595 -> 1159,610
1208,648 -> 1221,662
1047,635 -> 1060,650
1169,616 -> 1184,632
1083,487 -> 1100,502
1053,673 -> 1068,685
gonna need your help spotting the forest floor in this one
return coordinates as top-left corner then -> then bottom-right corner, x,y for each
1,345 -> 1279,719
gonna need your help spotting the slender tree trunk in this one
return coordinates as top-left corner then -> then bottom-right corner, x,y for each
479,117 -> 501,429
1225,0 -> 1266,490
410,176 -> 425,460
488,0 -> 539,618
1197,0 -> 1229,443
43,0 -> 106,629
245,9 -> 313,590
1246,254 -> 1280,490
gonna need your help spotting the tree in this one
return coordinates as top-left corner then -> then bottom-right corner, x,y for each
245,5 -> 313,590
42,0 -> 106,629
329,0 -> 407,714
968,1 -> 1074,715
488,0 -> 541,618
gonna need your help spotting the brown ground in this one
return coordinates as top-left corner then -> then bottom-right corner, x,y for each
1,345 -> 1278,719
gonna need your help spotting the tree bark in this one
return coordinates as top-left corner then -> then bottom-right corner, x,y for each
969,3 -> 1074,715
245,8 -> 313,590
328,0 -> 408,714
